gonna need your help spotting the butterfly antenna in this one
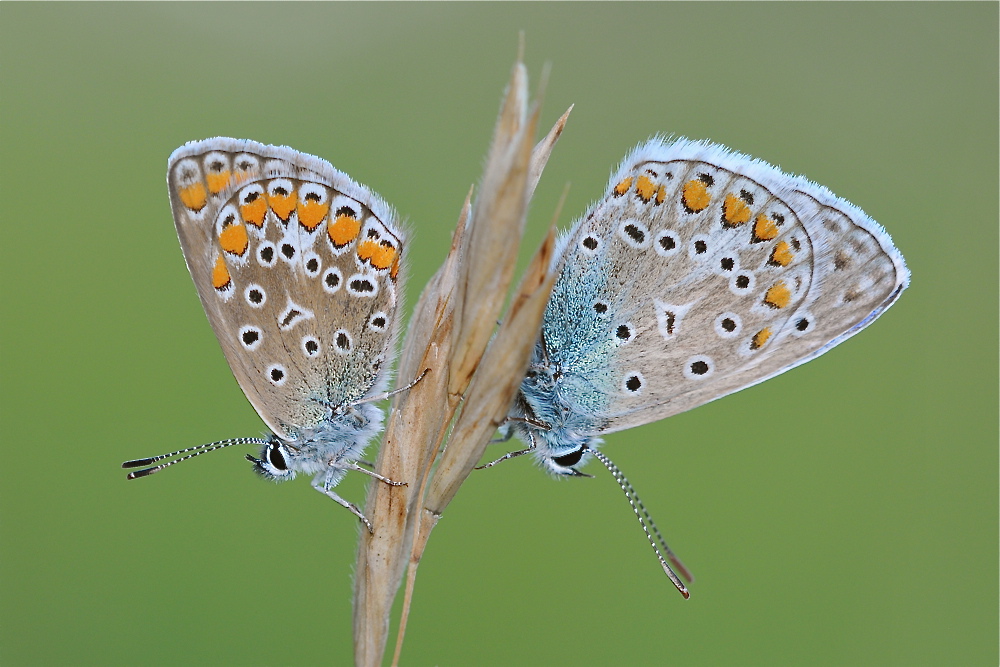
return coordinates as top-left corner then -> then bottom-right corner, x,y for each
586,447 -> 693,599
122,437 -> 269,479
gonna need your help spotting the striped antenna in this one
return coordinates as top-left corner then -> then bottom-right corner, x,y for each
586,447 -> 693,599
122,437 -> 269,479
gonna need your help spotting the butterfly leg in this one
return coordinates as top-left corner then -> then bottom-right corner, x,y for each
489,426 -> 515,445
489,416 -> 549,444
476,430 -> 538,470
352,368 -> 430,406
345,463 -> 407,487
312,480 -> 374,533
475,447 -> 535,469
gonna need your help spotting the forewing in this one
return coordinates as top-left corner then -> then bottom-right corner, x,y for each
542,138 -> 908,435
167,138 -> 404,440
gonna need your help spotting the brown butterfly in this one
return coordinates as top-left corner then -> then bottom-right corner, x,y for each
123,138 -> 413,531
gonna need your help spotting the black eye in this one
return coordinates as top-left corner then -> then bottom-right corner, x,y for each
551,448 -> 585,468
268,444 -> 287,471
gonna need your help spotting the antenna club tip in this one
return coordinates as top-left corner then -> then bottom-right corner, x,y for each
681,589 -> 691,600
122,458 -> 155,469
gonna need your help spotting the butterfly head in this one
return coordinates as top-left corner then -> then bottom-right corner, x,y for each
521,420 -> 600,477
246,437 -> 297,482
539,445 -> 595,477
510,370 -> 602,477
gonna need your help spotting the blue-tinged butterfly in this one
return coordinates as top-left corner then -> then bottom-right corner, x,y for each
487,137 -> 909,595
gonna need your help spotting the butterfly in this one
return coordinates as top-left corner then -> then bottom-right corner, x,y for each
489,136 -> 909,595
122,138 -> 412,531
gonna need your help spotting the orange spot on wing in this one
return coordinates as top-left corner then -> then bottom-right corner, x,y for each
751,327 -> 772,350
655,184 -> 666,205
682,180 -> 711,212
219,223 -> 249,256
206,170 -> 231,194
240,194 -> 267,228
328,214 -> 361,247
635,175 -> 655,202
764,281 -> 792,309
178,182 -> 207,211
369,242 -> 397,270
614,177 -> 634,197
297,199 -> 330,231
390,253 -> 401,280
357,239 -> 377,262
357,237 -> 396,270
753,214 -> 779,241
722,193 -> 751,226
268,189 -> 297,221
211,256 -> 231,290
770,240 -> 794,267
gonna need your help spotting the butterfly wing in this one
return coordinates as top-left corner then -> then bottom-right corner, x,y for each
540,137 -> 908,435
167,138 -> 404,441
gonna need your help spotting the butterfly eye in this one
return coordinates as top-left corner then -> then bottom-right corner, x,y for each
247,441 -> 294,481
268,443 -> 288,471
551,448 -> 585,468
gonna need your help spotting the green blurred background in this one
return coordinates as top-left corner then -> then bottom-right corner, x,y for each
1,4 -> 996,665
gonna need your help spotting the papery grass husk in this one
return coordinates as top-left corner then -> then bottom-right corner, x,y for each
351,51 -> 571,666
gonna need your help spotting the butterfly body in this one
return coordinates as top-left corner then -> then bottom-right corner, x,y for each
250,403 -> 384,486
509,137 -> 909,475
512,336 -> 610,475
128,138 -> 407,523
